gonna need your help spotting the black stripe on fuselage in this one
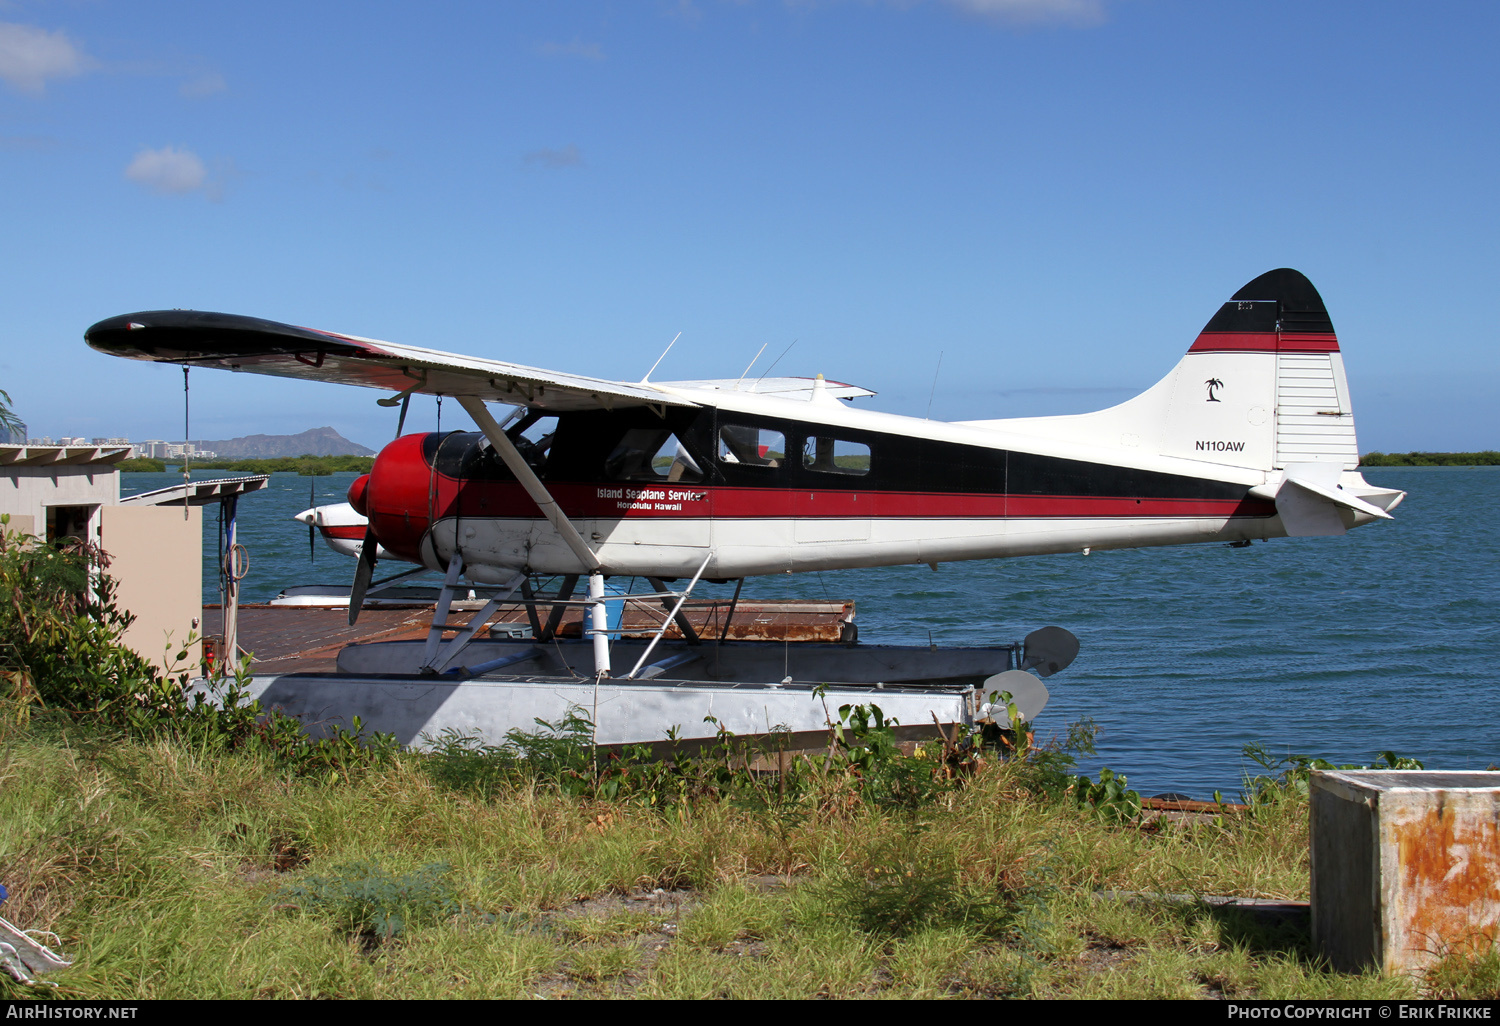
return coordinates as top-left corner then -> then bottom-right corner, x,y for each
421,407 -> 1250,503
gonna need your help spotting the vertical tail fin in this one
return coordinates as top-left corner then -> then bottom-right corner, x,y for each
1188,268 -> 1358,471
964,268 -> 1362,475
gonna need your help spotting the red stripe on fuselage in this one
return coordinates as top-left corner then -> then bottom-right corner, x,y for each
433,479 -> 1275,521
1189,331 -> 1340,353
363,433 -> 1278,564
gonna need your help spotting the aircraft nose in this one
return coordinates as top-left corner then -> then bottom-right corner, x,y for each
292,508 -> 316,526
347,474 -> 370,517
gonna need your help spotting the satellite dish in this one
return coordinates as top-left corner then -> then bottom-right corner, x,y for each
1020,626 -> 1079,678
979,669 -> 1050,723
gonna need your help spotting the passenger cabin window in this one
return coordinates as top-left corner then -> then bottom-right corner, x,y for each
605,428 -> 704,483
802,436 -> 870,476
718,424 -> 785,468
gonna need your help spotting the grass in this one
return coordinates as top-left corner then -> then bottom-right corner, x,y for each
0,715 -> 1481,1000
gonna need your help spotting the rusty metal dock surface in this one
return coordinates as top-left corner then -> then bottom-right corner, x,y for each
203,598 -> 855,675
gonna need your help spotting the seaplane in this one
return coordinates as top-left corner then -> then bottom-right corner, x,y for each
84,268 -> 1404,751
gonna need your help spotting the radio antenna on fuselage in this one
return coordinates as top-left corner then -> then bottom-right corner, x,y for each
640,332 -> 682,384
926,351 -> 944,420
756,339 -> 797,387
733,342 -> 769,390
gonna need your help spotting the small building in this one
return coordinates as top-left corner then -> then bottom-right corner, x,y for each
0,444 -> 266,673
0,443 -> 128,545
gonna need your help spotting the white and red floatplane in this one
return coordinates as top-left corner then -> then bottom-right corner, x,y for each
83,269 -> 1403,747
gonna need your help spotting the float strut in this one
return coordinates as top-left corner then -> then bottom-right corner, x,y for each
589,572 -> 611,680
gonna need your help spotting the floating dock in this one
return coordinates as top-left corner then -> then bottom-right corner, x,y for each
198,597 -> 1065,752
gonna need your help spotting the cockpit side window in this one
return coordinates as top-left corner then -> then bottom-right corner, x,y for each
718,424 -> 786,468
605,428 -> 705,483
504,413 -> 558,473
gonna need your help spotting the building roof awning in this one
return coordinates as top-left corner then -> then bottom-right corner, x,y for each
0,445 -> 132,467
118,474 -> 272,507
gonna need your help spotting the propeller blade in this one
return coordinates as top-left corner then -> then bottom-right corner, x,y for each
979,669 -> 1050,723
308,479 -> 316,562
395,392 -> 411,439
1019,626 -> 1080,678
349,531 -> 378,626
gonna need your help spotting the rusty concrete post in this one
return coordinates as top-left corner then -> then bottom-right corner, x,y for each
1310,770 -> 1500,973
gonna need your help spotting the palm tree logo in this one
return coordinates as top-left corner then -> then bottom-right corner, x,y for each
1205,378 -> 1224,402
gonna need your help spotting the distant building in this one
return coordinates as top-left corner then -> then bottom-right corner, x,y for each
0,419 -> 25,444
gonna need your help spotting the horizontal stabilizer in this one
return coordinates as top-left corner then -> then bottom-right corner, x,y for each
1250,463 -> 1394,537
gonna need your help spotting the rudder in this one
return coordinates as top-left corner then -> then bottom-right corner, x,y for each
1187,268 -> 1359,471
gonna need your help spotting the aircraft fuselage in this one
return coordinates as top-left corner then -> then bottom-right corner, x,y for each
354,388 -> 1301,583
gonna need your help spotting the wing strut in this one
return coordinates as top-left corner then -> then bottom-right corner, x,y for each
626,551 -> 714,680
456,395 -> 602,573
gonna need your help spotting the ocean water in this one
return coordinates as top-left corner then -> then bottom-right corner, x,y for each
122,466 -> 1499,798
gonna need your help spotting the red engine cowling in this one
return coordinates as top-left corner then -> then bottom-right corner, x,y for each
350,433 -> 434,565
350,432 -> 539,568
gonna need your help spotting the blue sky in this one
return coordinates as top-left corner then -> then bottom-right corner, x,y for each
2,1 -> 1495,452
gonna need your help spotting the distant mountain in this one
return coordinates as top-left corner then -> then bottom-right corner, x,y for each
193,427 -> 376,459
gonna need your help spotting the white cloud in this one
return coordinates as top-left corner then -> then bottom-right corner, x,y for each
939,0 -> 1109,26
0,22 -> 88,93
537,38 -> 604,60
523,145 -> 583,170
179,71 -> 226,98
124,145 -> 208,195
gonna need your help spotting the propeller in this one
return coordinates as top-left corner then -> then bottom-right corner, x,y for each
349,530 -> 378,626
979,669 -> 1050,723
1019,626 -> 1080,678
351,382 -> 407,623
307,477 -> 316,563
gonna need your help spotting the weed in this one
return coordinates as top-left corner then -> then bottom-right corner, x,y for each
1240,743 -> 1425,805
566,943 -> 642,982
1070,767 -> 1143,823
819,833 -> 1003,938
560,908 -> 668,943
1425,947 -> 1500,999
274,861 -> 461,942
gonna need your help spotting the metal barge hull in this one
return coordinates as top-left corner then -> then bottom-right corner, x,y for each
206,672 -> 981,753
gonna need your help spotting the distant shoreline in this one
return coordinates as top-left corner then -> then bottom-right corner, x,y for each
1359,452 -> 1500,467
120,455 -> 374,475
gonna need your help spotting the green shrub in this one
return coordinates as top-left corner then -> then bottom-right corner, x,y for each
0,518 -> 398,779
0,522 -> 156,713
275,862 -> 461,940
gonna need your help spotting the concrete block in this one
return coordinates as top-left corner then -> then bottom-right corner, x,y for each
1310,770 -> 1500,973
